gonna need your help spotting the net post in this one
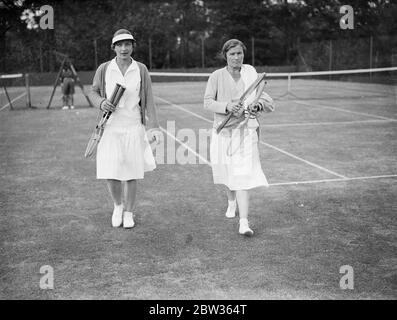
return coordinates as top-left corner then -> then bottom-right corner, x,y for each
287,73 -> 291,97
25,73 -> 31,108
93,38 -> 98,69
369,36 -> 373,80
3,86 -> 13,110
70,62 -> 94,108
148,37 -> 152,70
47,56 -> 66,109
328,39 -> 333,72
201,36 -> 205,68
251,36 -> 255,67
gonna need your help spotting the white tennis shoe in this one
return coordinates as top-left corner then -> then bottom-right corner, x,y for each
239,219 -> 254,236
111,204 -> 123,227
123,211 -> 135,229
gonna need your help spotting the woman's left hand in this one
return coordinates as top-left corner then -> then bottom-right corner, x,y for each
248,102 -> 263,114
147,128 -> 162,144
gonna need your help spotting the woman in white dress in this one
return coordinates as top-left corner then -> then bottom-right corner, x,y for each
204,39 -> 275,236
90,29 -> 162,229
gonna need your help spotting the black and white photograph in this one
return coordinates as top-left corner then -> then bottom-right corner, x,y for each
0,0 -> 396,306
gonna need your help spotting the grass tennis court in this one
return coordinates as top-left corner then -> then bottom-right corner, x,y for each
0,76 -> 396,299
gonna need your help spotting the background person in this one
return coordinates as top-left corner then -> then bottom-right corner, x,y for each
61,65 -> 75,110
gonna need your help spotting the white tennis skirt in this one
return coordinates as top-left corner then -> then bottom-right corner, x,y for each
96,122 -> 156,181
210,125 -> 268,191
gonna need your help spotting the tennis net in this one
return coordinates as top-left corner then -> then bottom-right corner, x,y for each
150,66 -> 397,102
0,73 -> 31,110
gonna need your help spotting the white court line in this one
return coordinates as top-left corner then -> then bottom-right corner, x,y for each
304,82 -> 393,92
302,82 -> 395,96
159,121 -> 397,186
155,96 -> 347,179
0,92 -> 26,111
259,119 -> 397,128
156,97 -> 396,186
156,96 -> 211,124
270,174 -> 397,186
292,100 -> 396,121
258,140 -> 347,179
159,126 -> 211,165
158,100 -> 397,127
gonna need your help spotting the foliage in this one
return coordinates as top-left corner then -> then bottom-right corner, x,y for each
1,0 -> 396,72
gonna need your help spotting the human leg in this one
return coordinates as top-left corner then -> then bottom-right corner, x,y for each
70,94 -> 74,109
236,190 -> 248,219
225,188 -> 237,218
124,180 -> 137,212
106,179 -> 123,204
236,190 -> 253,236
106,179 -> 123,227
123,180 -> 137,228
226,188 -> 236,202
62,94 -> 68,109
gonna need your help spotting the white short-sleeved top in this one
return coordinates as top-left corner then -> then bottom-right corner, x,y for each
105,57 -> 141,126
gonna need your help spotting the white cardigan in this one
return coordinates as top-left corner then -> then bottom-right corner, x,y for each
204,64 -> 274,128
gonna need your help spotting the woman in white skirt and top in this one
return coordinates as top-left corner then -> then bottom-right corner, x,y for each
90,29 -> 162,229
204,39 -> 275,236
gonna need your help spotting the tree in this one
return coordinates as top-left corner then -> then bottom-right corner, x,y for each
1,0 -> 396,72
0,0 -> 28,71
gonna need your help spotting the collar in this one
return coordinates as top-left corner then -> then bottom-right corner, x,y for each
224,64 -> 251,75
224,64 -> 254,81
109,57 -> 138,73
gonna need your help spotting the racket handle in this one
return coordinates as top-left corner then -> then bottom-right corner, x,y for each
109,83 -> 122,104
216,113 -> 233,134
112,86 -> 126,106
101,84 -> 126,121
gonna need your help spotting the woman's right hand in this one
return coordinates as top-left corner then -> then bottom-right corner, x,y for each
100,99 -> 116,113
226,100 -> 242,115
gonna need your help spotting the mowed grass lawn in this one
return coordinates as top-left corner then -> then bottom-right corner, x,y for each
0,81 -> 396,299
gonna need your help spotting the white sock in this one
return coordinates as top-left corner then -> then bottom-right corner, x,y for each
124,211 -> 133,221
228,199 -> 236,208
239,218 -> 248,224
114,203 -> 123,210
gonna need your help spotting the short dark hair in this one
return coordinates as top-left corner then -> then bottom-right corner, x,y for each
111,28 -> 136,50
221,39 -> 247,60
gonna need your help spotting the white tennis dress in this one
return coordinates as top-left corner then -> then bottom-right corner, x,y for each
209,74 -> 268,190
96,58 -> 156,180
